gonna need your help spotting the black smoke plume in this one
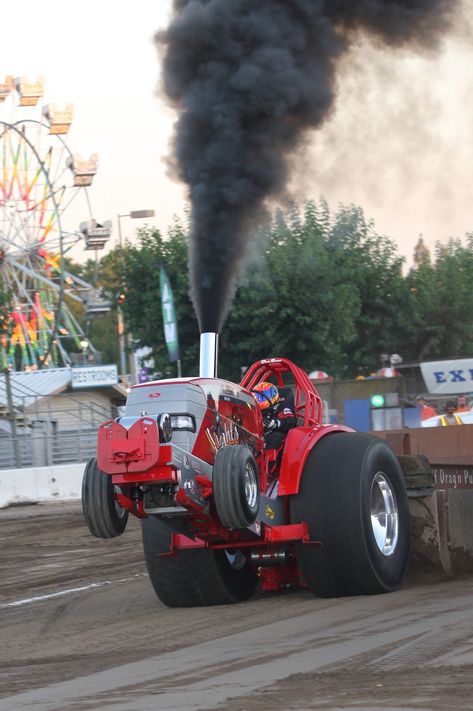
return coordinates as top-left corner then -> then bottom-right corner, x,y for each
157,0 -> 457,333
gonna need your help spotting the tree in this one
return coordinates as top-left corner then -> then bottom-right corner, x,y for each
329,204 -> 407,376
220,201 -> 364,380
100,221 -> 199,377
404,236 -> 473,361
88,199 -> 473,382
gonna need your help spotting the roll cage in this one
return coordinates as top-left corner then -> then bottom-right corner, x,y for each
240,357 -> 323,428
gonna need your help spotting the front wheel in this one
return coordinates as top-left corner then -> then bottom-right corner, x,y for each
213,445 -> 260,530
82,457 -> 128,538
290,433 -> 410,597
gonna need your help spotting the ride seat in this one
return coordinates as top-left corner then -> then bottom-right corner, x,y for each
278,386 -> 295,412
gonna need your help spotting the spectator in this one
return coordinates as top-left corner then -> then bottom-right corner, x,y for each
455,394 -> 470,413
438,401 -> 462,426
415,396 -> 437,421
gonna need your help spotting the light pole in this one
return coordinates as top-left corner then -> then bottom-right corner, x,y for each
116,209 -> 155,379
117,209 -> 155,248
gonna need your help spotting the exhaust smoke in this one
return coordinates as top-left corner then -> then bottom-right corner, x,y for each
157,0 -> 458,335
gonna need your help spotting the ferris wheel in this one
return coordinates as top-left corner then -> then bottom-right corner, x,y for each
0,75 -> 111,370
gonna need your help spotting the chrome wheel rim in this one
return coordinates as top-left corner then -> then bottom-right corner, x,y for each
244,463 -> 258,510
370,472 -> 398,556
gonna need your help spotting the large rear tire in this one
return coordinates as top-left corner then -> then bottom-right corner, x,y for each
290,433 -> 410,597
141,515 -> 258,607
81,457 -> 128,538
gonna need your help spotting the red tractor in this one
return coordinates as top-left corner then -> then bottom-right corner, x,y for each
82,357 -> 410,607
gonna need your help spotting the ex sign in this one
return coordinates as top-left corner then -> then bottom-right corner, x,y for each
420,358 -> 473,395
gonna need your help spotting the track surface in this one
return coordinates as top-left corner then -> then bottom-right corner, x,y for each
1,502 -> 472,710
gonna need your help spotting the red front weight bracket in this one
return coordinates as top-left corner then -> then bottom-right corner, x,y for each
97,417 -> 160,474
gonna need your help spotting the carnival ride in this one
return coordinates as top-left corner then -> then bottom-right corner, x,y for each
0,75 -> 111,369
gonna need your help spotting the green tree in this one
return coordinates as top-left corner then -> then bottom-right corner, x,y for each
88,199 -> 473,382
100,221 -> 199,376
404,236 -> 473,360
329,204 -> 407,376
220,201 -> 363,380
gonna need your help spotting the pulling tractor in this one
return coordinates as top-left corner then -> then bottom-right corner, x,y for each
82,356 -> 410,606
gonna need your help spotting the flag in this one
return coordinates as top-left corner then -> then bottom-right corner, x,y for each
159,265 -> 180,362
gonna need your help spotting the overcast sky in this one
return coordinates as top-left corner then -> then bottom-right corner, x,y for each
2,0 -> 472,266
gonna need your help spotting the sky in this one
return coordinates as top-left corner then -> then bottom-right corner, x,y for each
2,0 -> 472,267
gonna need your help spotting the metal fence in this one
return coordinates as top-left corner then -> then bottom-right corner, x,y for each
0,427 -> 98,469
0,397 -> 120,469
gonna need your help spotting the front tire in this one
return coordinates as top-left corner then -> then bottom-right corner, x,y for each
291,433 -> 410,597
141,516 -> 258,607
213,445 -> 260,530
81,457 -> 128,538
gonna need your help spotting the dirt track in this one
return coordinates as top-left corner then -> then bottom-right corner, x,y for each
1,502 -> 472,710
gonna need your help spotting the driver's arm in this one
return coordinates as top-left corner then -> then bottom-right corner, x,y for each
275,405 -> 296,433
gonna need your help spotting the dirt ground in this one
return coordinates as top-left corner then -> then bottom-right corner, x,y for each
1,502 -> 472,710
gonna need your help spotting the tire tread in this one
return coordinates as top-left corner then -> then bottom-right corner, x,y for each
82,457 -> 128,538
291,433 -> 409,597
141,516 -> 257,607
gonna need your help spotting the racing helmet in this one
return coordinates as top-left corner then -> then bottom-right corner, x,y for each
252,381 -> 279,409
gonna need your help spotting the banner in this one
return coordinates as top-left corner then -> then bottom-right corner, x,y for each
420,358 -> 473,395
159,265 -> 180,363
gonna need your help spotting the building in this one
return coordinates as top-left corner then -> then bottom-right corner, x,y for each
0,365 -> 127,469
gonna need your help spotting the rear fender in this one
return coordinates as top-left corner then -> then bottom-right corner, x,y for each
278,425 -> 353,496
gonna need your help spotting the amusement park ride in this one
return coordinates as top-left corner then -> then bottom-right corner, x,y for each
0,75 -> 112,370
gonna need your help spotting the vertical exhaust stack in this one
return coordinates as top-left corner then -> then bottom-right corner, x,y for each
199,332 -> 218,378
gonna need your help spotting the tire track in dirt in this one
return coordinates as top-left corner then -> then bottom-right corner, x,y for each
2,583 -> 473,711
1,502 -> 472,710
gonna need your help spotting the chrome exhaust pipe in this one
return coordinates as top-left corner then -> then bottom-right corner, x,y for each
199,332 -> 218,378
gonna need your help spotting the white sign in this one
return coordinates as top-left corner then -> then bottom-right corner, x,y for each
420,358 -> 473,395
71,365 -> 118,389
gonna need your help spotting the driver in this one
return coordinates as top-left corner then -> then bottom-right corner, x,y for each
252,381 -> 296,449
